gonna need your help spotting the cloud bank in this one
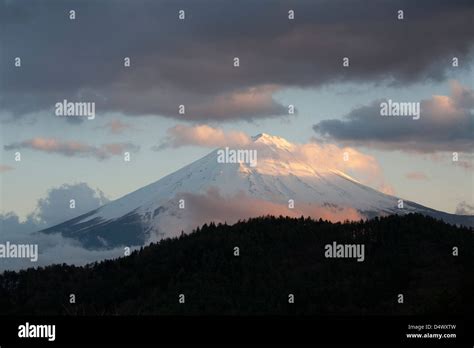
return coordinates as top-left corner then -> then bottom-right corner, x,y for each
1,0 -> 473,121
0,183 -> 119,272
313,81 -> 474,153
182,188 -> 363,227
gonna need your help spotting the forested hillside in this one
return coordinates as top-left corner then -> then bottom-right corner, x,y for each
1,214 -> 472,315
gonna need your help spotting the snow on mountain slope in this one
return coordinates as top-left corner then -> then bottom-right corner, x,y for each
40,133 -> 473,248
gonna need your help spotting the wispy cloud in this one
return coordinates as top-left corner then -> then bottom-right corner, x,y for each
405,171 -> 429,180
102,119 -> 134,134
4,138 -> 139,160
455,201 -> 474,215
0,164 -> 14,173
154,124 -> 251,150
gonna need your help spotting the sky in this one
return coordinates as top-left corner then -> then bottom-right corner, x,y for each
1,0 -> 473,227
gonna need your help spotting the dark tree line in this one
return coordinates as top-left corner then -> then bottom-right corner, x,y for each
0,213 -> 472,315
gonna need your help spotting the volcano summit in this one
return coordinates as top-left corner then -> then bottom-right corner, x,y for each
40,133 -> 473,249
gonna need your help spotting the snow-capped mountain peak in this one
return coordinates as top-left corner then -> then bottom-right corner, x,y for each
41,133 -> 473,248
251,132 -> 294,151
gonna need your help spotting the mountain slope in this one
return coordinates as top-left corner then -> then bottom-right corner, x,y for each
40,133 -> 473,248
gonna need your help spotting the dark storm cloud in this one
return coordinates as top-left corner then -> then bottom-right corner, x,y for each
313,82 -> 474,153
1,0 -> 473,121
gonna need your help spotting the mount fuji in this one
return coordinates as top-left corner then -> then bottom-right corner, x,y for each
40,133 -> 473,248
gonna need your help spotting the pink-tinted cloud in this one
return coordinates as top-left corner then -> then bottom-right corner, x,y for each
4,138 -> 139,160
0,165 -> 14,173
155,124 -> 252,150
182,188 -> 363,229
103,120 -> 134,134
405,171 -> 429,180
100,143 -> 135,156
454,160 -> 473,171
286,140 -> 394,194
190,85 -> 287,120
